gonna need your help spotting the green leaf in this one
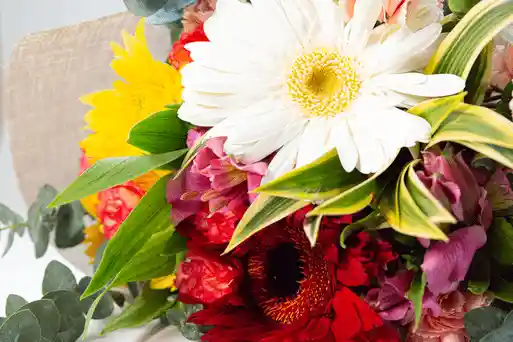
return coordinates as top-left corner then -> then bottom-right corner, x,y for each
407,272 -> 427,330
467,250 -> 491,294
0,204 -> 26,256
465,42 -> 493,105
464,307 -> 506,341
490,277 -> 513,303
480,311 -> 513,342
112,227 -> 179,286
83,176 -> 172,298
174,133 -> 206,180
488,218 -> 513,265
42,261 -> 77,295
255,149 -> 366,200
449,0 -> 480,14
54,202 -> 85,248
82,287 -> 108,338
42,291 -> 84,333
309,171 -> 380,217
128,107 -> 188,156
224,195 -> 308,254
425,0 -> 513,78
6,295 -> 28,316
76,277 -> 114,320
303,215 -> 323,247
427,103 -> 513,149
50,150 -> 186,207
408,93 -> 466,134
457,141 -> 513,170
27,186 -> 60,258
102,287 -> 175,334
55,315 -> 84,342
340,212 -> 386,248
378,163 -> 448,241
0,309 -> 41,342
19,300 -> 60,341
94,242 -> 107,273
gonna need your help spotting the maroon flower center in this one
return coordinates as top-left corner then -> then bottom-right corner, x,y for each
247,225 -> 331,325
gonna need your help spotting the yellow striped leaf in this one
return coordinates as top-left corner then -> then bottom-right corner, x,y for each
427,103 -> 513,149
408,93 -> 466,134
425,0 -> 513,78
465,43 -> 493,105
457,141 -> 513,169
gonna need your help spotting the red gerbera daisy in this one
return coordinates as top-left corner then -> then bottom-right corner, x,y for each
176,209 -> 400,342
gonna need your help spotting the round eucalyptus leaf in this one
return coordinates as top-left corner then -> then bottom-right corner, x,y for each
180,322 -> 201,341
19,300 -> 60,341
42,291 -> 83,332
42,261 -> 77,295
55,315 -> 85,342
5,294 -> 28,316
55,202 -> 85,248
0,309 -> 42,342
0,317 -> 5,325
77,277 -> 114,320
123,0 -> 168,16
464,307 -> 506,341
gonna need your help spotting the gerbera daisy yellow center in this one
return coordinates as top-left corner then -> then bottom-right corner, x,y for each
288,50 -> 362,117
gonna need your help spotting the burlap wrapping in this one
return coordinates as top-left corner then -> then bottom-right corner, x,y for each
4,11 -> 171,204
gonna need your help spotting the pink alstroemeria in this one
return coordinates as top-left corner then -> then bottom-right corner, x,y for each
167,129 -> 267,224
486,168 -> 513,211
421,226 -> 487,295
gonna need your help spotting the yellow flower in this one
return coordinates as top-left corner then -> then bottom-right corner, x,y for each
150,274 -> 177,291
80,19 -> 182,162
84,222 -> 106,264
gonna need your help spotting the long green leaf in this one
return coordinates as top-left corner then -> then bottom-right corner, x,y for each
340,212 -> 385,248
427,103 -> 513,149
425,0 -> 513,78
102,287 -> 174,334
50,150 -> 186,207
457,141 -> 513,169
255,149 -> 366,200
408,93 -> 466,134
303,215 -> 323,247
112,227 -> 179,286
128,107 -> 188,155
465,43 -> 493,105
83,176 -> 172,298
408,272 -> 427,330
488,218 -> 513,265
224,195 -> 308,254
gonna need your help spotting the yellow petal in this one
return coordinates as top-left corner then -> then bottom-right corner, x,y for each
150,274 -> 177,291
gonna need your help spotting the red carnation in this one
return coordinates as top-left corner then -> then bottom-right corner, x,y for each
97,182 -> 145,239
337,232 -> 396,287
169,23 -> 209,69
176,249 -> 243,305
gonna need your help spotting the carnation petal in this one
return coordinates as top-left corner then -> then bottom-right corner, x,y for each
422,226 -> 487,295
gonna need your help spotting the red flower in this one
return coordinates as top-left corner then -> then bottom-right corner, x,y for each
97,182 -> 145,239
176,249 -> 243,305
178,209 -> 400,342
337,232 -> 396,287
169,23 -> 209,69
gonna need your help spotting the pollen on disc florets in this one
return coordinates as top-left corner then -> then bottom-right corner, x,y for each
288,49 -> 362,118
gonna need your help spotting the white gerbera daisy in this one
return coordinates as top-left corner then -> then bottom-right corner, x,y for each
178,0 -> 465,182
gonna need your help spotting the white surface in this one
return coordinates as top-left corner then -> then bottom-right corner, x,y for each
0,1 -> 184,341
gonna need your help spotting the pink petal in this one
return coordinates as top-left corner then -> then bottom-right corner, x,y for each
205,137 -> 227,158
422,226 -> 487,295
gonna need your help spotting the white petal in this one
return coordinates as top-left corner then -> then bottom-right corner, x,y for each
296,118 -> 332,168
345,0 -> 382,54
329,118 -> 358,172
379,73 -> 466,97
261,135 -> 301,184
178,102 -> 231,127
182,88 -> 272,109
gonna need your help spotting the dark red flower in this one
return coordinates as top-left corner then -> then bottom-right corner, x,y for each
337,232 -> 396,287
178,210 -> 400,342
168,23 -> 209,69
97,181 -> 145,239
176,249 -> 243,305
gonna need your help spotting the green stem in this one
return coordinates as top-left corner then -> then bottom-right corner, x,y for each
0,222 -> 28,231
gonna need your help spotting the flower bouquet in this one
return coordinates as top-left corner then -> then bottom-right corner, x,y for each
2,0 -> 513,341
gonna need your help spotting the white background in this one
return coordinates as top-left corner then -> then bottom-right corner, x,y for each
0,1 -> 184,340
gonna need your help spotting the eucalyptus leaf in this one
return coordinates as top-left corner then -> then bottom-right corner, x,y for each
55,202 -> 85,249
464,307 -> 506,341
5,295 -> 28,316
42,261 -> 77,295
19,300 -> 60,341
55,315 -> 85,342
123,0 -> 168,15
102,287 -> 175,334
76,277 -> 114,320
42,291 -> 84,332
50,150 -> 186,207
180,323 -> 201,341
0,309 -> 41,342
83,176 -> 172,298
0,204 -> 26,256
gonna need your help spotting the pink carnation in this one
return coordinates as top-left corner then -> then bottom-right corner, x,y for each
407,291 -> 490,342
167,129 -> 267,225
491,44 -> 513,89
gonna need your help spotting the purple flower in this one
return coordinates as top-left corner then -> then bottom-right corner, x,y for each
167,129 -> 267,224
421,226 -> 487,295
486,168 -> 513,211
